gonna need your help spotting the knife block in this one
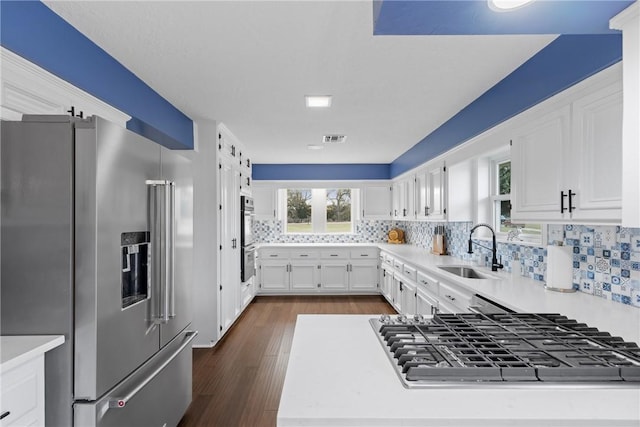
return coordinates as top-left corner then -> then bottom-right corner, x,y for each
432,234 -> 446,255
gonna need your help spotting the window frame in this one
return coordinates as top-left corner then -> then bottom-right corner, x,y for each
490,155 -> 543,244
280,187 -> 359,235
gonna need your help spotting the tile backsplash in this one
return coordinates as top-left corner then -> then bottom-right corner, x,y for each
254,219 -> 640,308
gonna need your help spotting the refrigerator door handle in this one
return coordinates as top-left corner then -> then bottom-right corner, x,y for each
106,330 -> 197,412
147,180 -> 174,324
167,182 -> 176,319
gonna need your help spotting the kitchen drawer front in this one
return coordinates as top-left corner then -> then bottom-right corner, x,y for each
392,259 -> 404,271
320,249 -> 349,259
439,281 -> 473,313
258,249 -> 289,259
417,271 -> 439,295
0,356 -> 44,427
349,247 -> 378,259
401,264 -> 417,282
290,250 -> 319,259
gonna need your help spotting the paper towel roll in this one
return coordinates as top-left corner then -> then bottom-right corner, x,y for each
545,245 -> 575,292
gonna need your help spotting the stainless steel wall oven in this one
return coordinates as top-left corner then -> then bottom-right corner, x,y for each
240,196 -> 255,281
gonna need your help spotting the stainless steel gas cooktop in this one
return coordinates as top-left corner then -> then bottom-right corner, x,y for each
371,313 -> 640,388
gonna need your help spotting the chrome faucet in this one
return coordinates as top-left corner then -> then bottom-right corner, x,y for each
467,223 -> 504,272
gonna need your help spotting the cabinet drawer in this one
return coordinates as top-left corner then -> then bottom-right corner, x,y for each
290,250 -> 319,259
259,249 -> 289,259
401,264 -> 417,282
393,259 -> 404,271
439,281 -> 473,312
349,248 -> 378,259
320,249 -> 349,259
417,271 -> 439,295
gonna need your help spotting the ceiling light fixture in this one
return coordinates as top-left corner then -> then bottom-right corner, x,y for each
305,95 -> 332,108
307,144 -> 324,150
488,0 -> 533,11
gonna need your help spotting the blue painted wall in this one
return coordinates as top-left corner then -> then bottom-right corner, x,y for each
0,0 -> 193,149
373,0 -> 633,35
253,164 -> 390,181
389,34 -> 622,178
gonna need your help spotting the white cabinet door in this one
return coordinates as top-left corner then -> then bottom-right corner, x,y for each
381,267 -> 393,303
416,287 -> 438,316
511,106 -> 570,222
392,177 -> 416,220
219,161 -> 241,332
362,184 -> 391,219
401,280 -> 417,315
290,262 -> 320,291
391,274 -> 403,312
253,185 -> 277,220
446,159 -> 473,222
392,181 -> 403,219
570,84 -> 623,222
320,262 -> 349,290
349,261 -> 378,291
426,162 -> 446,220
415,169 -> 429,220
259,262 -> 290,291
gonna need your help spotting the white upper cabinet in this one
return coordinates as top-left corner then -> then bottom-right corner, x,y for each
415,161 -> 446,221
511,106 -> 570,222
446,159 -> 473,222
511,80 -> 623,224
392,176 -> 415,220
253,185 -> 277,220
361,183 -> 391,219
569,84 -> 623,222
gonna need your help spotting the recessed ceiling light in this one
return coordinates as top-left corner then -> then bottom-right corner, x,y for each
488,0 -> 533,11
305,95 -> 332,108
307,144 -> 324,150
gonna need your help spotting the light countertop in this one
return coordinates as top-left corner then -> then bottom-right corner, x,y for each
376,243 -> 640,345
1,335 -> 65,373
257,242 -> 640,344
277,315 -> 640,427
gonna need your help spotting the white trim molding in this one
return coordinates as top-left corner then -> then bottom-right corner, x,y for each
0,47 -> 130,125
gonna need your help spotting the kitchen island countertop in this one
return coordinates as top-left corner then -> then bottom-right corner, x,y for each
1,335 -> 65,373
277,315 -> 640,427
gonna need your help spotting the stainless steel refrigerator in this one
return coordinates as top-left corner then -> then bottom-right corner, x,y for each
1,115 -> 197,426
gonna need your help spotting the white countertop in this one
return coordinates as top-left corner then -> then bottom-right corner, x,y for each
1,335 -> 65,373
376,243 -> 640,345
278,315 -> 640,427
257,242 -> 640,344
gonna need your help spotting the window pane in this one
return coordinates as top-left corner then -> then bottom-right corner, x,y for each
287,189 -> 312,233
498,200 -> 511,232
498,161 -> 511,195
326,189 -> 352,233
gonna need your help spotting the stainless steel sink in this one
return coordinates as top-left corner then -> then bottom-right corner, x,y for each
438,266 -> 487,279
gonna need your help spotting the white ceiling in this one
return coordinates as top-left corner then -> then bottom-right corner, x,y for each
44,1 -> 556,164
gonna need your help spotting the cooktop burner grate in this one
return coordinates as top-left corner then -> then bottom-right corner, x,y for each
371,313 -> 640,386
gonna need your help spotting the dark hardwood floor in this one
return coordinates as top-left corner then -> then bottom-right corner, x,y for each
178,295 -> 395,427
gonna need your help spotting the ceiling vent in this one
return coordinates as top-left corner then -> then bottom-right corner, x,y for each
322,135 -> 347,144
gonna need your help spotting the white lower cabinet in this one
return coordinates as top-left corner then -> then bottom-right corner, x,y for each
401,280 -> 417,315
416,287 -> 438,316
349,260 -> 379,292
290,262 -> 320,291
257,246 -> 379,294
320,262 -> 350,291
0,356 -> 44,427
258,261 -> 290,291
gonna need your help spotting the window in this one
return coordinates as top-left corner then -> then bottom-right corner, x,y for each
285,188 -> 354,234
492,159 -> 541,241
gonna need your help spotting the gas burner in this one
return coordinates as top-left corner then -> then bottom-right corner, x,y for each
371,313 -> 640,388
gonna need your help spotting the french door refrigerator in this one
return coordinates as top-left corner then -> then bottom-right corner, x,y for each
1,115 -> 197,426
